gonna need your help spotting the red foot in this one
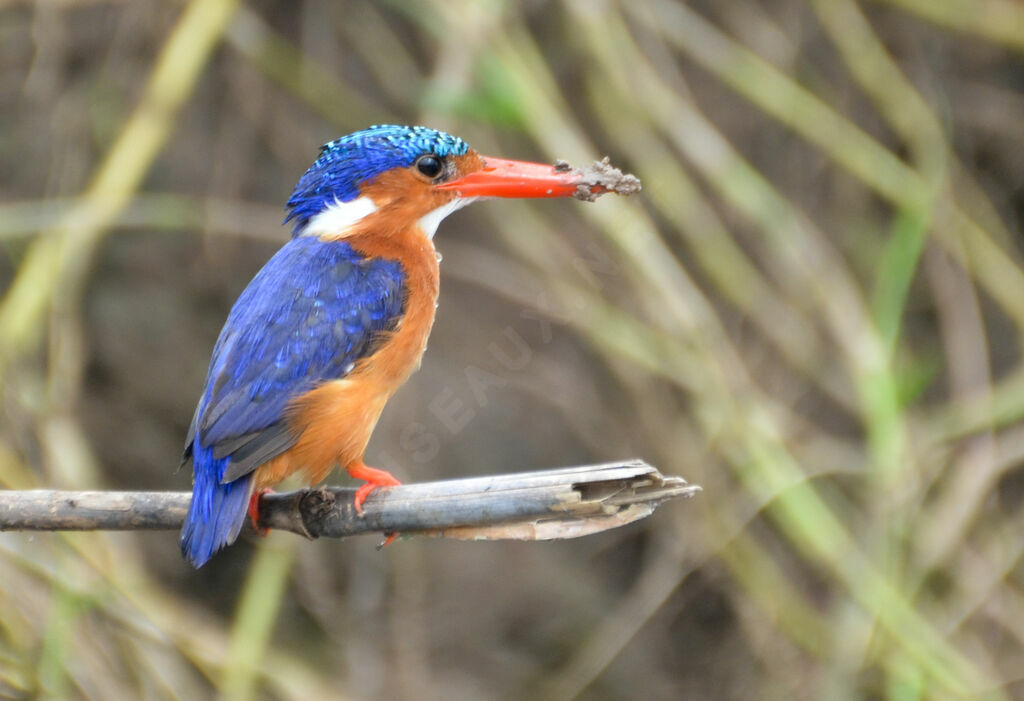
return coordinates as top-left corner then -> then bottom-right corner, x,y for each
248,489 -> 273,536
347,460 -> 401,514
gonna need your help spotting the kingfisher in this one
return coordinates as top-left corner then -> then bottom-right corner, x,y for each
179,124 -> 604,568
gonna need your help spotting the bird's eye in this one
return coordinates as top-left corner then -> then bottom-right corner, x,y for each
416,155 -> 443,179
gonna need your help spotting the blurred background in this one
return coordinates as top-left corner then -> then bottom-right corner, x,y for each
1,0 -> 1023,698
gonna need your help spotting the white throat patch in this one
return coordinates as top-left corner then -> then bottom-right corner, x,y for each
300,196 -> 378,237
418,197 -> 478,239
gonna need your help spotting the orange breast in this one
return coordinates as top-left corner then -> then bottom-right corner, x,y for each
253,224 -> 440,489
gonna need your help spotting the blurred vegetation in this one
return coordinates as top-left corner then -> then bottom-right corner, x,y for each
1,0 -> 1023,698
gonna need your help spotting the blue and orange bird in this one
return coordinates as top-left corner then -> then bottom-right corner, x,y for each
180,125 -> 593,567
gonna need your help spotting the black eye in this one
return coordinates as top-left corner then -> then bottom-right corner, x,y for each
416,155 -> 443,178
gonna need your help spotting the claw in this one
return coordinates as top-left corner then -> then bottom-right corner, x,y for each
248,489 -> 273,536
347,460 -> 401,514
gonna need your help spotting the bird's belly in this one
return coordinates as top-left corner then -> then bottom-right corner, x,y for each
254,378 -> 390,488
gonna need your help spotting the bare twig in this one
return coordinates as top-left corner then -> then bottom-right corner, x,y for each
0,460 -> 698,541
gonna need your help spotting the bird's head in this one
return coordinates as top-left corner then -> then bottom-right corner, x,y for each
285,124 -> 583,240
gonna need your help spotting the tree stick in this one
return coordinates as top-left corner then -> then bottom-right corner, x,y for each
0,460 -> 699,541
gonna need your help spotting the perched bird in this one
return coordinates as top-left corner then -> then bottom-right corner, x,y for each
180,124 -> 593,567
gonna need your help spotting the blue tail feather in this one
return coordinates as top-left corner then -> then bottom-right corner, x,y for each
180,444 -> 253,568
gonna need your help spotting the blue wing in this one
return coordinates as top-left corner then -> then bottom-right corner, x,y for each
180,236 -> 405,567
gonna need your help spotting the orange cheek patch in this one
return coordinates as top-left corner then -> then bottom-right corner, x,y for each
358,169 -> 455,232
316,151 -> 484,243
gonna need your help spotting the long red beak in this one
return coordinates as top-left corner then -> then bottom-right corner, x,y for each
436,156 -> 579,198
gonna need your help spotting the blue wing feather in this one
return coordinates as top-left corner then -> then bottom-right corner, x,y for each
199,236 -> 404,447
180,236 -> 405,567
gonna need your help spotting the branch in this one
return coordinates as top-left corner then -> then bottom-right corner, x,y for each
0,460 -> 699,541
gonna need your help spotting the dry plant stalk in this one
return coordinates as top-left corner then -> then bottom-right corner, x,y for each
0,460 -> 698,541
